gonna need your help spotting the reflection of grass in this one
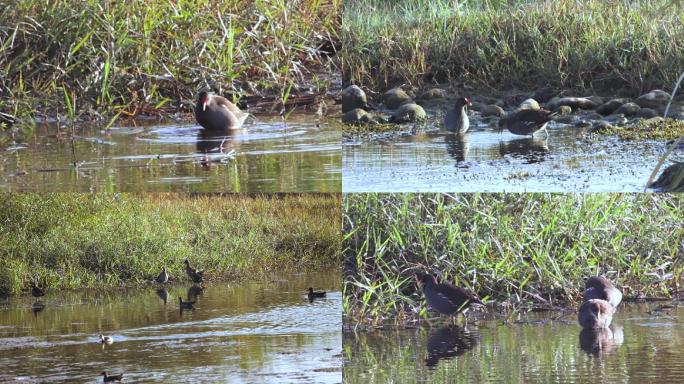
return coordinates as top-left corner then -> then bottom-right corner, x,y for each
343,0 -> 684,92
0,193 -> 341,296
0,0 -> 340,121
343,193 -> 684,324
597,119 -> 684,141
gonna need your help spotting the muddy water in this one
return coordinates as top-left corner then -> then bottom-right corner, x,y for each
343,303 -> 684,383
343,121 -> 674,192
0,115 -> 340,192
0,271 -> 341,383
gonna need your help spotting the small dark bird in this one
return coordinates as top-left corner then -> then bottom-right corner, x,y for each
184,259 -> 204,284
583,276 -> 622,308
498,108 -> 558,137
31,283 -> 45,298
155,267 -> 169,284
578,299 -> 615,329
100,371 -> 123,382
308,287 -> 326,300
179,296 -> 196,310
416,272 -> 484,324
444,97 -> 472,134
195,91 -> 248,131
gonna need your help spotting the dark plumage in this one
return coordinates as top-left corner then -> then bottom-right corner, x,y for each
184,259 -> 204,284
578,299 -> 615,329
155,267 -> 168,284
179,296 -> 196,310
195,91 -> 247,131
444,97 -> 471,134
31,283 -> 45,298
584,276 -> 622,308
308,287 -> 326,299
498,108 -> 558,137
417,272 -> 483,322
100,371 -> 123,382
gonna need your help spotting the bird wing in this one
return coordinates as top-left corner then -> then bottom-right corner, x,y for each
433,284 -> 482,307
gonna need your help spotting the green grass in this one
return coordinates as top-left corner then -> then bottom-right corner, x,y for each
0,0 -> 340,122
343,0 -> 684,94
343,193 -> 684,325
597,118 -> 684,140
0,193 -> 341,296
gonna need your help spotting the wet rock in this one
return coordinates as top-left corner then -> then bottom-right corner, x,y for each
547,97 -> 598,111
649,162 -> 684,192
531,87 -> 559,103
555,115 -> 576,124
574,120 -> 592,129
591,120 -> 615,132
390,103 -> 427,123
555,105 -> 572,115
636,89 -> 670,109
596,98 -> 629,115
419,88 -> 447,100
481,105 -> 505,117
635,108 -> 658,119
383,88 -> 413,109
342,108 -> 376,124
642,116 -> 665,125
604,114 -> 628,126
586,96 -> 604,106
585,112 -> 604,121
614,102 -> 640,116
342,85 -> 369,113
517,98 -> 540,111
470,101 -> 488,112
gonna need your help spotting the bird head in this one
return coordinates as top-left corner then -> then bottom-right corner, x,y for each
198,91 -> 210,111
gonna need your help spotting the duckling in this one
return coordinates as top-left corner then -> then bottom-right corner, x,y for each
155,267 -> 169,284
100,371 -> 123,382
308,287 -> 326,299
100,334 -> 114,345
184,259 -> 204,284
179,296 -> 196,310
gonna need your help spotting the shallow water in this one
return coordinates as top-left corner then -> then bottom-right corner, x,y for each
343,121 -> 677,192
0,115 -> 340,192
343,303 -> 684,383
0,271 -> 341,383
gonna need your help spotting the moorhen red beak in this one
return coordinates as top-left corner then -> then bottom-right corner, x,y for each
583,276 -> 622,308
444,97 -> 471,135
195,91 -> 248,131
578,299 -> 615,329
416,272 -> 484,324
498,108 -> 558,137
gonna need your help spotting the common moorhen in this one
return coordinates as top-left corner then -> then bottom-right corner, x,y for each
100,371 -> 123,382
31,283 -> 45,298
155,267 -> 168,284
179,296 -> 196,310
444,97 -> 471,134
416,272 -> 483,323
308,287 -> 326,299
184,259 -> 204,284
578,299 -> 615,329
195,91 -> 248,131
498,108 -> 558,137
583,276 -> 622,308
100,334 -> 114,345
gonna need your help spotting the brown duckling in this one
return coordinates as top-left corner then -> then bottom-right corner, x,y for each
578,299 -> 615,329
416,272 -> 484,324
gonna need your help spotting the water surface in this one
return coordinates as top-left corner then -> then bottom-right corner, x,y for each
343,303 -> 684,383
0,271 -> 341,383
0,115 -> 340,192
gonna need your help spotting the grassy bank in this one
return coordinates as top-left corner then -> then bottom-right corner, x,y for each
0,0 -> 340,122
343,0 -> 684,94
0,193 -> 341,296
343,193 -> 684,324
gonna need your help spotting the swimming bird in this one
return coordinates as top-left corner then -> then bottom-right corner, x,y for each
155,267 -> 169,284
578,299 -> 615,329
444,97 -> 471,134
100,371 -> 123,382
416,272 -> 484,324
583,276 -> 622,308
184,259 -> 204,284
308,287 -> 326,300
179,296 -> 196,310
31,283 -> 45,298
100,334 -> 114,345
498,108 -> 558,137
195,91 -> 248,131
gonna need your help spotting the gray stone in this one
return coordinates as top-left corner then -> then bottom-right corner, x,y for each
635,108 -> 659,119
546,97 -> 598,111
481,105 -> 505,117
419,88 -> 447,100
555,105 -> 572,115
614,102 -> 640,116
383,88 -> 413,109
592,120 -> 615,131
342,108 -> 374,124
390,103 -> 427,123
596,98 -> 630,115
517,98 -> 540,111
604,114 -> 628,126
341,85 -> 368,113
636,89 -> 671,109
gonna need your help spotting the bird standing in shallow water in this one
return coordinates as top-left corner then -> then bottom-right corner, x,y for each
578,299 -> 615,329
498,108 -> 558,137
195,91 -> 248,131
308,287 -> 326,300
583,276 -> 622,308
179,296 -> 196,310
416,272 -> 484,324
444,97 -> 471,134
100,371 -> 123,382
100,334 -> 113,345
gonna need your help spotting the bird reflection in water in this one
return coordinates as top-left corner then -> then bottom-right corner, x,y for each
196,130 -> 242,167
579,325 -> 624,357
156,288 -> 169,305
498,137 -> 549,164
425,325 -> 478,368
445,134 -> 470,163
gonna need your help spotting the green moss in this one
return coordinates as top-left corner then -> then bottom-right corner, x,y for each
598,119 -> 684,141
